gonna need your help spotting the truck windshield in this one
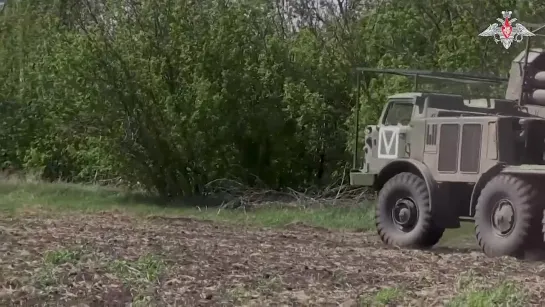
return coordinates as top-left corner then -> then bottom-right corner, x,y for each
383,101 -> 414,126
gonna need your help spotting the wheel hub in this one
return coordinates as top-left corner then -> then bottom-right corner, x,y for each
491,199 -> 515,236
392,198 -> 418,231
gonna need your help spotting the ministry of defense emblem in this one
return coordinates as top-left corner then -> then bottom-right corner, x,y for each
478,11 -> 535,49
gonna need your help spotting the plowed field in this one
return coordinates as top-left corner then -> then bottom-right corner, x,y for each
1,212 -> 544,306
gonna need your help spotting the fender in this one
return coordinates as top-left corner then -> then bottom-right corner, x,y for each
469,163 -> 505,217
376,159 -> 459,228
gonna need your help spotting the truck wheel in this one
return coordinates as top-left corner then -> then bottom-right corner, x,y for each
376,172 -> 444,248
475,174 -> 539,258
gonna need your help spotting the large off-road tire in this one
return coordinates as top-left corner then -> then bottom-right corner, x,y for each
475,174 -> 540,258
376,172 -> 445,249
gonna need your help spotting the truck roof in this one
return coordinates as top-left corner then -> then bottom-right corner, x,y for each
387,92 -> 535,117
388,92 -> 424,99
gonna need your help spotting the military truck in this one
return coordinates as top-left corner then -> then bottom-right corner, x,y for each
349,25 -> 545,258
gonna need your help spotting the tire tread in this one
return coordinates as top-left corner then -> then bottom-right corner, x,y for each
475,174 -> 537,257
376,172 -> 444,249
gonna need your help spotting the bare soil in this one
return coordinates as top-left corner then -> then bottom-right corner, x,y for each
1,212 -> 545,306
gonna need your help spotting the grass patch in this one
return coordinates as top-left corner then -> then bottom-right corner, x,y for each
374,287 -> 404,304
0,180 -> 376,230
0,179 -> 476,244
34,265 -> 59,288
108,254 -> 166,303
35,247 -> 88,288
360,287 -> 405,306
256,275 -> 285,295
109,254 -> 165,284
447,272 -> 527,307
33,247 -> 166,303
224,285 -> 254,305
43,248 -> 83,265
212,205 -> 375,230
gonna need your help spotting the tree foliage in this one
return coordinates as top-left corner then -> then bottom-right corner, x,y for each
0,0 -> 543,196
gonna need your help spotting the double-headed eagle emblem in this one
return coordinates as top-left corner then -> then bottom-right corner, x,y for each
479,11 -> 535,49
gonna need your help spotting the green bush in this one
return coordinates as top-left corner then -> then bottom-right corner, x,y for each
0,0 -> 543,197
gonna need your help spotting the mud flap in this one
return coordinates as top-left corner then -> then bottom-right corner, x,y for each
433,183 -> 461,228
